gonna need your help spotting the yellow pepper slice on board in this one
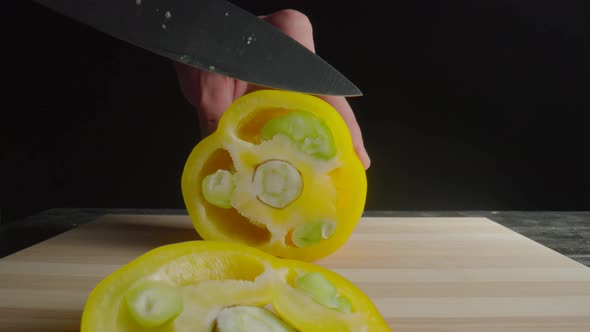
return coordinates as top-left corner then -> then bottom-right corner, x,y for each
80,241 -> 391,332
181,90 -> 367,261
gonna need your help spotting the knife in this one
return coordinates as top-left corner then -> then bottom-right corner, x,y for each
33,0 -> 362,96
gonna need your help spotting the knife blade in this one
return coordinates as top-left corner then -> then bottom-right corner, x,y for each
33,0 -> 362,96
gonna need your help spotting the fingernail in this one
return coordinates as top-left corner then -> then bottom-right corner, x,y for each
357,145 -> 371,170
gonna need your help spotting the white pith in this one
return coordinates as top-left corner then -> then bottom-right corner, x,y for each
203,133 -> 343,246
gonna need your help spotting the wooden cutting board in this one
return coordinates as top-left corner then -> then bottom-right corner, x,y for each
1,214 -> 589,332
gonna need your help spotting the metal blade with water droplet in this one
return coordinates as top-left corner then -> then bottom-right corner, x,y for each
33,0 -> 362,96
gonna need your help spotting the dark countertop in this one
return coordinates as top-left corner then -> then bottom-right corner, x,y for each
1,209 -> 588,267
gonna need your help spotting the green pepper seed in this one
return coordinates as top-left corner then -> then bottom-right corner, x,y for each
292,221 -> 336,247
202,169 -> 235,208
215,306 -> 296,332
335,295 -> 352,314
253,160 -> 302,208
294,272 -> 352,313
124,279 -> 183,329
261,111 -> 337,160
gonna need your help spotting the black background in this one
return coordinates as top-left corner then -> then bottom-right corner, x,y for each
7,1 -> 590,222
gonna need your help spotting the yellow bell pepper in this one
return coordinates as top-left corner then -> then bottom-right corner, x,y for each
181,90 -> 367,261
80,241 -> 391,332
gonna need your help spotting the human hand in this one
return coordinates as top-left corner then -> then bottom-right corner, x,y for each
174,9 -> 370,170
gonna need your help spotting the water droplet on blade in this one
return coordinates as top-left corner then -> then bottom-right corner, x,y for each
165,11 -> 172,20
136,0 -> 142,6
208,65 -> 215,71
162,24 -> 166,29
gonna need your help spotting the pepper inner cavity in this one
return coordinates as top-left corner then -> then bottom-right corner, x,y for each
253,160 -> 302,209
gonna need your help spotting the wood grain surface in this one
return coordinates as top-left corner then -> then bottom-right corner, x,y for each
1,215 -> 589,332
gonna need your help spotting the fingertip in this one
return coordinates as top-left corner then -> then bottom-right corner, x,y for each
356,144 -> 371,170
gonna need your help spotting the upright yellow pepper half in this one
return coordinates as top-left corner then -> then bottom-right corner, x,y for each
81,241 -> 391,332
181,90 -> 367,261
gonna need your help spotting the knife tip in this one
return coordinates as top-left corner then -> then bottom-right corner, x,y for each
336,83 -> 364,97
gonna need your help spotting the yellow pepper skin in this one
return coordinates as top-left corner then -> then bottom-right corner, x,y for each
80,241 -> 391,332
181,90 -> 367,261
